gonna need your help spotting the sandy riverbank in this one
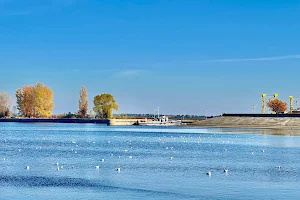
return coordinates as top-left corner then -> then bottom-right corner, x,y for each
189,116 -> 300,130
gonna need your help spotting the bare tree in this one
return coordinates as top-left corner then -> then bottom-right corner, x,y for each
78,86 -> 88,118
0,92 -> 11,117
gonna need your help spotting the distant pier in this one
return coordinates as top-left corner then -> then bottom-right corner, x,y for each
107,118 -> 148,126
0,118 -> 197,126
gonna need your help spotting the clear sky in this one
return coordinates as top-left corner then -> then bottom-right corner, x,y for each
1,0 -> 300,115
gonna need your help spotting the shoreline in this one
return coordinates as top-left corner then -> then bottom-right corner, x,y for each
187,124 -> 300,130
188,116 -> 300,130
0,118 -> 109,124
3,117 -> 300,131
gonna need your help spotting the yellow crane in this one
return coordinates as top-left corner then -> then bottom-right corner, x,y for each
289,96 -> 293,113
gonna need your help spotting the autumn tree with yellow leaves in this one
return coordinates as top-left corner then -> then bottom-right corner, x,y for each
16,83 -> 54,118
93,93 -> 118,119
266,99 -> 288,114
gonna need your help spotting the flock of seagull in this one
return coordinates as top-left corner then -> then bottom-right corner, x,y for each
22,156 -> 125,173
1,133 -> 283,177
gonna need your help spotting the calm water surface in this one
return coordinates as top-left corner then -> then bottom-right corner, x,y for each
0,123 -> 300,200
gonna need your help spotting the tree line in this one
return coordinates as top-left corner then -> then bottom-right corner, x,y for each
0,83 -> 118,119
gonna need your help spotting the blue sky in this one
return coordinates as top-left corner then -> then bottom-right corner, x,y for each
1,0 -> 300,115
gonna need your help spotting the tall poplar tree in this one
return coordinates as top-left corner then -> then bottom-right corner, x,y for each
78,86 -> 88,118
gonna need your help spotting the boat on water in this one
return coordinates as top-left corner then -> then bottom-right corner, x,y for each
137,115 -> 182,126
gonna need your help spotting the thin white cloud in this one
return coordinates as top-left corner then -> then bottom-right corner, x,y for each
118,54 -> 300,68
4,10 -> 32,16
0,0 -> 78,16
194,54 -> 300,63
114,70 -> 144,78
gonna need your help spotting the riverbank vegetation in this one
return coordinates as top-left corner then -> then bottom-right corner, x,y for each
93,93 -> 118,119
15,83 -> 54,118
0,82 -> 119,119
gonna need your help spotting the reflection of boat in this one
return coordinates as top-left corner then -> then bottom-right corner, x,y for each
138,115 -> 182,126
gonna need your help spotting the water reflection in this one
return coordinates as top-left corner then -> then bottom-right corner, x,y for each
215,127 -> 300,136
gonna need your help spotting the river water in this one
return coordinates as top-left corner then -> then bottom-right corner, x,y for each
0,123 -> 300,200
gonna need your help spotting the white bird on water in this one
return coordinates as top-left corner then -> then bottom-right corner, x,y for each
100,159 -> 105,162
95,165 -> 100,169
26,166 -> 30,170
224,169 -> 229,173
207,171 -> 212,176
116,168 -> 121,172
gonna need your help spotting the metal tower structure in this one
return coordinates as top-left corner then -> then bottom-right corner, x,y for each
261,94 -> 266,114
289,97 -> 300,113
289,96 -> 293,113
